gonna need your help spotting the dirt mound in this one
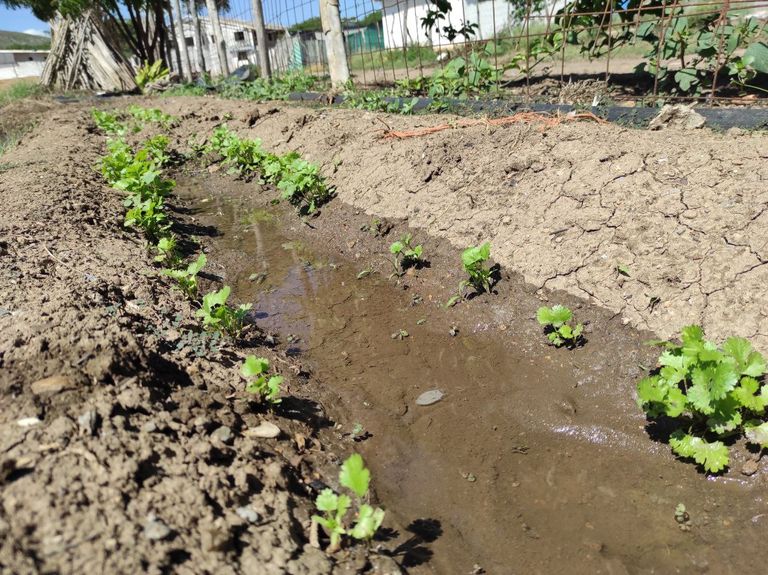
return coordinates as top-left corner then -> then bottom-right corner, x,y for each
155,97 -> 768,350
0,106 -> 386,574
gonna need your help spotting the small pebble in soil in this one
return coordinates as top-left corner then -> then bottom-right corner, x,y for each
17,417 -> 42,428
741,459 -> 759,476
236,506 -> 262,524
77,410 -> 99,436
245,421 -> 281,438
211,425 -> 234,445
416,390 -> 444,406
143,515 -> 172,541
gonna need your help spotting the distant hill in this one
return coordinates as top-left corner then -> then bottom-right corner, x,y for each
0,30 -> 51,50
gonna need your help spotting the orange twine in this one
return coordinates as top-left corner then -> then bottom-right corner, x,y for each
380,111 -> 607,140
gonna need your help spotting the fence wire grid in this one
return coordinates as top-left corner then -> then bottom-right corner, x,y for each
170,0 -> 768,102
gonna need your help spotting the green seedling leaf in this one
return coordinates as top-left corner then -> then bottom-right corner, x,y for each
617,264 -> 630,277
241,356 -> 269,378
339,454 -> 370,498
744,421 -> 768,448
669,431 -> 729,473
350,504 -> 386,540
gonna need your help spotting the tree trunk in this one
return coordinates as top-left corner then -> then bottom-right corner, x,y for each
319,0 -> 349,86
171,0 -> 192,80
205,0 -> 230,76
187,0 -> 206,72
250,0 -> 271,78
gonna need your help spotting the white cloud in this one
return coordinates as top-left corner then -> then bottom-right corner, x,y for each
22,28 -> 50,37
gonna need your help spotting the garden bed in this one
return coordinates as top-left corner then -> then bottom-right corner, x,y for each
2,96 -> 768,573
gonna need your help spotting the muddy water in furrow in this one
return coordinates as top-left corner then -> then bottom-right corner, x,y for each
178,174 -> 768,575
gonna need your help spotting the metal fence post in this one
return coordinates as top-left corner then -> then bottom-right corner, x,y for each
251,0 -> 272,78
320,0 -> 350,86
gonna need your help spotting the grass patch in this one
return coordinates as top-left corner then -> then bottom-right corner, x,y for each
0,79 -> 46,107
0,125 -> 32,158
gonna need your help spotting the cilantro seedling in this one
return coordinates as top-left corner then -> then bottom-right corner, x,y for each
313,454 -> 385,553
537,305 -> 584,347
389,233 -> 424,275
195,286 -> 252,338
240,356 -> 283,404
163,253 -> 206,298
637,325 -> 768,473
154,235 -> 179,265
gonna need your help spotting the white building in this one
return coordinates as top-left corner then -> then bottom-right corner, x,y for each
0,50 -> 48,80
180,17 -> 287,76
380,0 -> 563,49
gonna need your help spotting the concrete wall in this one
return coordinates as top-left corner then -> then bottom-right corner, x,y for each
0,51 -> 48,80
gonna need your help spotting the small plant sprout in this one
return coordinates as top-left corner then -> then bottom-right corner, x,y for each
446,242 -> 493,306
637,326 -> 768,474
153,235 -> 179,265
195,285 -> 252,337
537,305 -> 584,347
240,356 -> 283,404
389,233 -> 424,275
462,242 -> 493,293
313,454 -> 385,553
163,253 -> 206,298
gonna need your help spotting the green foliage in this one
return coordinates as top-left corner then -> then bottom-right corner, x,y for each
0,79 -> 45,107
312,454 -> 384,552
217,71 -> 317,101
637,326 -> 768,473
163,253 -> 206,298
343,89 -> 419,115
634,12 -> 767,95
135,60 -> 170,91
554,0 -> 768,95
195,286 -> 252,338
92,109 -> 128,137
240,355 -> 283,404
276,155 -> 331,213
428,49 -> 502,97
462,242 -> 492,293
389,233 -> 424,273
127,105 -> 174,129
205,126 -> 332,213
537,305 -> 584,347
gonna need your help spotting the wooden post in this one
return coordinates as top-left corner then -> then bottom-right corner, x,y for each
250,0 -> 271,78
205,0 -> 230,76
171,0 -> 192,81
319,0 -> 349,86
187,0 -> 206,73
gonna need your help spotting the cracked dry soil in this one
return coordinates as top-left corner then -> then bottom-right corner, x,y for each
155,97 -> 768,350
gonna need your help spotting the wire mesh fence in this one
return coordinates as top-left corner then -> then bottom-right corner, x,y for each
169,0 -> 768,102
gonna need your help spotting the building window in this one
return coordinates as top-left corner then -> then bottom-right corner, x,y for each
234,31 -> 245,41
185,37 -> 194,46
237,51 -> 248,61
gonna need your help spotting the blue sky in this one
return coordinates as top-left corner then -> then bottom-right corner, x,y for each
0,6 -> 50,35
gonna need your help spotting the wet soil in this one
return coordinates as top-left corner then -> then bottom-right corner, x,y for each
0,104 -> 399,574
4,97 -> 768,574
152,97 -> 768,354
178,169 -> 768,574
